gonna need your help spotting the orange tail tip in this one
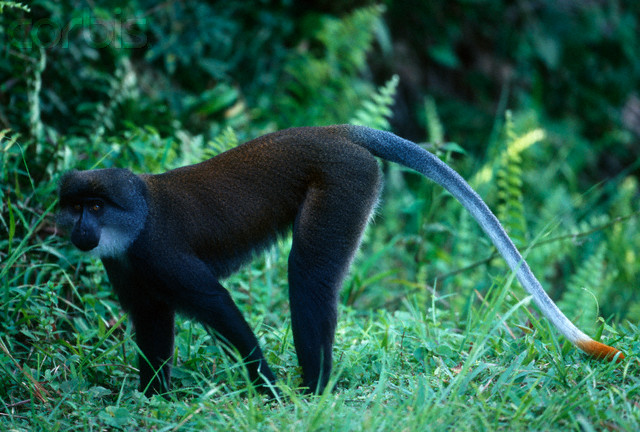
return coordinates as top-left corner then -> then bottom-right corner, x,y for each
576,339 -> 625,362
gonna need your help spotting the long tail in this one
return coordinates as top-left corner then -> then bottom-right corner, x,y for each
344,125 -> 623,361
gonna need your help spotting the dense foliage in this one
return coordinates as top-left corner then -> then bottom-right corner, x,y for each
1,1 -> 638,430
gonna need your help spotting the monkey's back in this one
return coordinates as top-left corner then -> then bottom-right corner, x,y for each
142,127 -> 381,278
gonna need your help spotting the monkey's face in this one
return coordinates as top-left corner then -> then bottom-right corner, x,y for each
57,169 -> 148,258
57,197 -> 106,252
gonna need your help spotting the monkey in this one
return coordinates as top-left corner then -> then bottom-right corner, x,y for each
57,125 -> 623,396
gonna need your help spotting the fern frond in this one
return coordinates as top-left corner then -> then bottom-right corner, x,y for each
0,1 -> 29,13
558,243 -> 611,332
207,127 -> 239,157
85,57 -> 138,135
277,5 -> 385,126
471,121 -> 545,189
350,75 -> 399,130
506,128 -> 546,159
496,112 -> 528,246
424,96 -> 444,144
318,5 -> 386,75
532,185 -> 575,268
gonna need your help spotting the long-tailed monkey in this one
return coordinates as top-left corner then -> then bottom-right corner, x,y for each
57,125 -> 623,396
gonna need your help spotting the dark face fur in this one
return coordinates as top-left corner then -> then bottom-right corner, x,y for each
57,168 -> 148,258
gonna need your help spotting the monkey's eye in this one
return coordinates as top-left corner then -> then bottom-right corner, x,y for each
88,201 -> 103,213
72,203 -> 82,213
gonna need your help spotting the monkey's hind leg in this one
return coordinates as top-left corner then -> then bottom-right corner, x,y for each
288,174 -> 380,393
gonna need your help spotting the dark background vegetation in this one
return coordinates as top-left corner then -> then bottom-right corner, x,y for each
0,1 -> 638,429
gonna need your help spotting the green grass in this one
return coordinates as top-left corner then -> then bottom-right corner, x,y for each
2,126 -> 639,431
1,191 -> 637,431
1,288 -> 637,431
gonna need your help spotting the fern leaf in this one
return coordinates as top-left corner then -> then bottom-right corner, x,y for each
558,243 -> 610,333
350,75 -> 399,130
424,96 -> 444,144
496,112 -> 528,246
277,5 -> 385,126
207,127 -> 239,157
0,1 -> 30,13
318,5 -> 386,75
84,57 -> 138,135
470,122 -> 545,189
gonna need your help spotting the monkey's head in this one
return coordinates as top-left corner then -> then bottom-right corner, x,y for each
57,168 -> 149,258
